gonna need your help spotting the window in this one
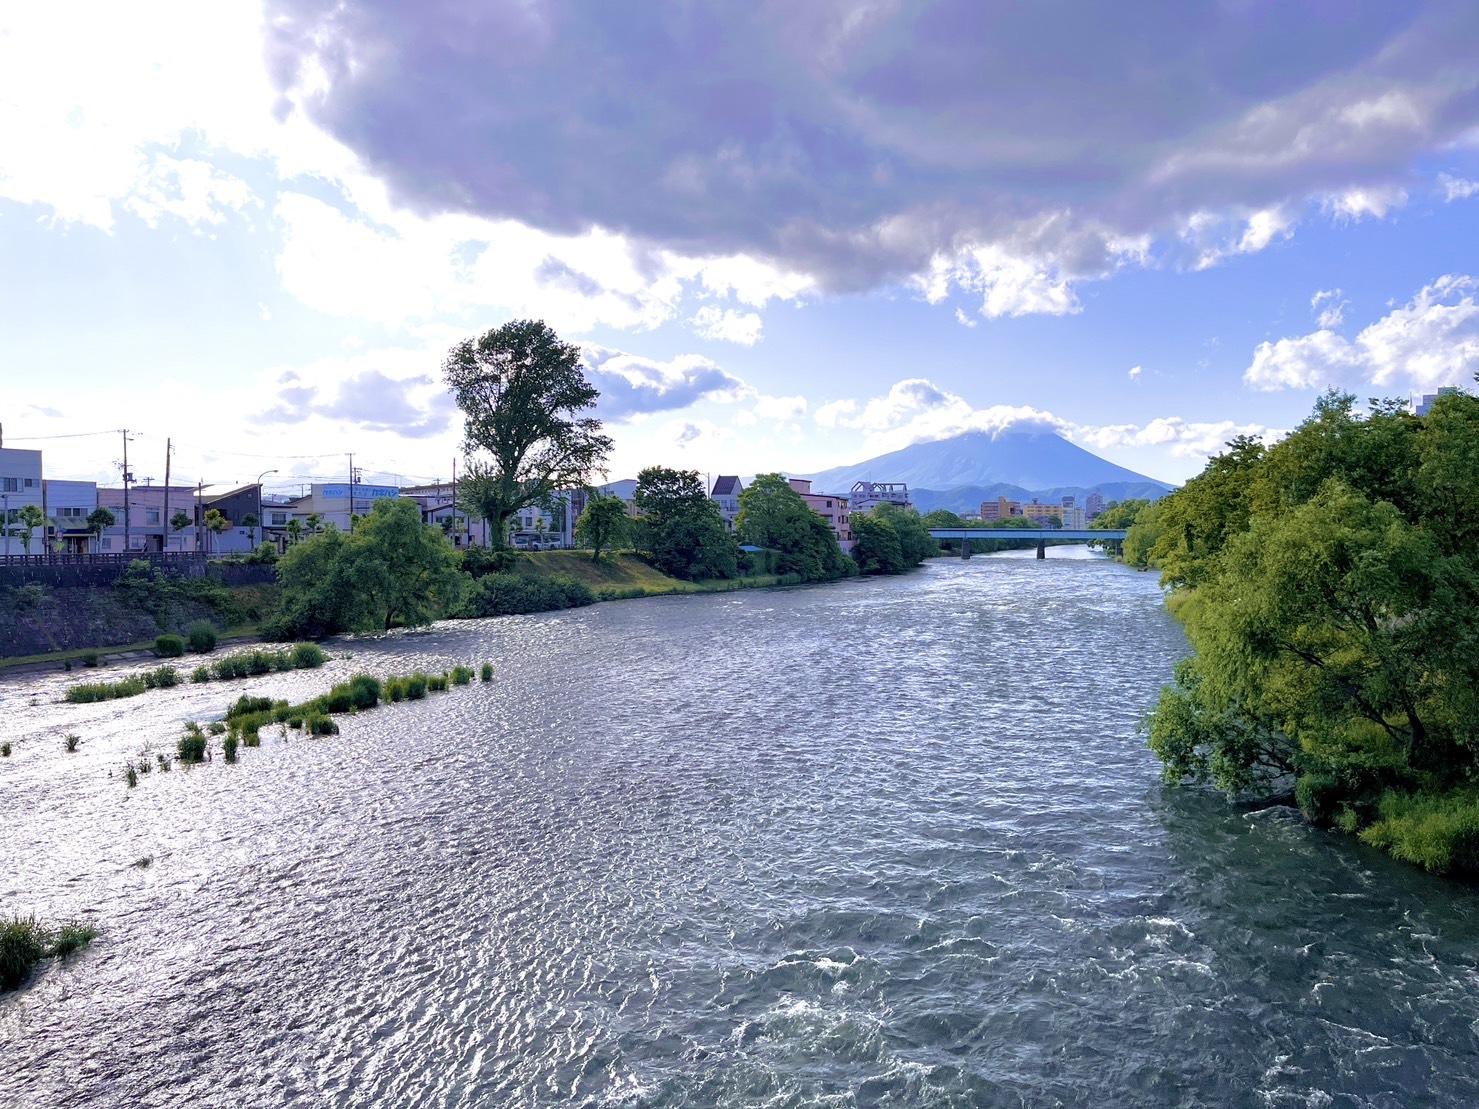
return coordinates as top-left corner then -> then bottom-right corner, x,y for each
23,477 -> 36,488
1,477 -> 16,492
270,512 -> 288,526
146,510 -> 160,525
58,506 -> 83,518
101,538 -> 113,550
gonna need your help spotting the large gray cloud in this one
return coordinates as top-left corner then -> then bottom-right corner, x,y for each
264,1 -> 1479,289
580,346 -> 747,420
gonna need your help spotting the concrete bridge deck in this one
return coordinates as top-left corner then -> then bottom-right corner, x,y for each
927,528 -> 1127,559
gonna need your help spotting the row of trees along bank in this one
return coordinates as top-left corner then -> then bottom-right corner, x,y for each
261,320 -> 939,640
1123,387 -> 1479,876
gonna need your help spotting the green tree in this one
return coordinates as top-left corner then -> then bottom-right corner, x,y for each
850,512 -> 905,574
873,503 -> 937,566
169,510 -> 192,546
735,474 -> 850,581
574,493 -> 630,561
203,508 -> 229,554
305,513 -> 323,538
270,500 -> 466,637
86,507 -> 115,550
446,319 -> 612,549
633,466 -> 736,580
16,503 -> 45,556
286,518 -> 303,546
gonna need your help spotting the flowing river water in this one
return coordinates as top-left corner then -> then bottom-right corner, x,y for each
3,549 -> 1479,1107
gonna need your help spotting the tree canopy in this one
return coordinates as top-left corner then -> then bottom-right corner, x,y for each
1144,387 -> 1479,875
735,474 -> 851,581
633,467 -> 736,581
267,498 -> 466,637
446,319 -> 612,547
574,493 -> 630,561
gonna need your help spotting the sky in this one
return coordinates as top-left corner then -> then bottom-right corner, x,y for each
3,1 -> 1479,497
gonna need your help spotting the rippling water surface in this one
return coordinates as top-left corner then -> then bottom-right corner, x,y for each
4,550 -> 1479,1107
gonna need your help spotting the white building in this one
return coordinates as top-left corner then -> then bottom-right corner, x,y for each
287,482 -> 403,533
1,448 -> 44,556
44,479 -> 98,553
850,480 -> 911,515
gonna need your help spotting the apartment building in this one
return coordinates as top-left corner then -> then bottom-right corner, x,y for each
788,478 -> 852,546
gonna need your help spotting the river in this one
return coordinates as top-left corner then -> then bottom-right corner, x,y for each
2,549 -> 1478,1107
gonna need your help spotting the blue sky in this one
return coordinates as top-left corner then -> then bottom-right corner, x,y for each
4,1 -> 1479,496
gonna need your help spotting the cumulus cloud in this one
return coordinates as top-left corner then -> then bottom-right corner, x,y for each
1246,275 -> 1479,391
689,305 -> 764,345
753,394 -> 807,421
260,366 -> 454,438
580,346 -> 748,421
954,308 -> 977,329
1438,173 -> 1479,201
262,0 -> 1479,301
1311,289 -> 1347,329
1128,365 -> 1143,381
1072,418 -> 1282,459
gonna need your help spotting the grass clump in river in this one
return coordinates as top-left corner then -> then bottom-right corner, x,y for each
1,915 -> 98,992
177,722 -> 208,763
480,662 -> 493,682
63,665 -> 179,704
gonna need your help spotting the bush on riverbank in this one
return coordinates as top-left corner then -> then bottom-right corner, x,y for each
2,915 -> 97,992
459,572 -> 596,617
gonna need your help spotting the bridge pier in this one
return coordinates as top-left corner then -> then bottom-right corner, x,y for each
1036,538 -> 1046,560
960,539 -> 971,560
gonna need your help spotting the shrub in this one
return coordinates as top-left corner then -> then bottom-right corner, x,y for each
191,665 -> 211,684
223,734 -> 239,763
126,765 -> 137,788
81,652 -> 99,668
144,666 -> 180,690
177,723 -> 208,763
1360,790 -> 1479,876
1,916 -> 49,991
386,677 -> 406,703
155,634 -> 186,658
64,734 -> 80,753
227,695 -> 275,720
187,621 -> 219,653
303,712 -> 338,736
406,674 -> 428,700
64,676 -> 148,703
459,573 -> 596,617
49,923 -> 97,959
1,743 -> 9,757
461,545 -> 518,578
207,722 -> 226,735
451,666 -> 475,686
428,673 -> 449,693
291,642 -> 327,669
480,662 -> 493,682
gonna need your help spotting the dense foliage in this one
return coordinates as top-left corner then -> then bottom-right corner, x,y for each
1141,389 -> 1479,875
266,499 -> 466,638
851,504 -> 937,575
459,573 -> 596,616
573,493 -> 630,560
633,467 -> 737,581
735,474 -> 853,581
446,319 -> 612,548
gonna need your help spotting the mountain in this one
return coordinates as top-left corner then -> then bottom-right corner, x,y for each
803,429 -> 1173,514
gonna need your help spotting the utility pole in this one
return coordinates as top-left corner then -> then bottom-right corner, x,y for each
451,457 -> 457,547
162,438 -> 172,555
121,429 -> 133,553
348,452 -> 354,531
196,479 -> 205,554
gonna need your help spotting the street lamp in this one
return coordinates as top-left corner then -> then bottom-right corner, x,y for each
255,469 -> 278,547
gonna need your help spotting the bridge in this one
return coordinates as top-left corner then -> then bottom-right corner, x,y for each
928,528 -> 1127,559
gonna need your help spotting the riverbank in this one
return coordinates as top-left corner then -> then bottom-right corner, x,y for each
0,551 -> 802,678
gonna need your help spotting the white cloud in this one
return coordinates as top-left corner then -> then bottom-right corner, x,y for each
580,347 -> 748,420
813,399 -> 858,429
1322,185 -> 1408,221
954,308 -> 977,329
753,394 -> 808,421
1311,288 -> 1347,328
1071,418 -> 1281,459
1438,173 -> 1479,202
689,305 -> 764,345
1246,275 -> 1479,391
1128,365 -> 1143,380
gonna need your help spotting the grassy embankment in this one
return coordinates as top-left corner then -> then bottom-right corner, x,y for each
514,550 -> 799,598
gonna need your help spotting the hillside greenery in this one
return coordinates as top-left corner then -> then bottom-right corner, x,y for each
1134,388 -> 1479,876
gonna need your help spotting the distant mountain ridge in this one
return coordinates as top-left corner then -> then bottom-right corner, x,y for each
802,429 -> 1173,514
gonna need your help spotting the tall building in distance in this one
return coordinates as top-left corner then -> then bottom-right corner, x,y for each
1085,490 -> 1105,521
850,481 -> 910,514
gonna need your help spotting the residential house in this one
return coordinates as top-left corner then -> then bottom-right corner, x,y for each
710,475 -> 744,531
788,478 -> 852,547
97,484 -> 202,553
0,448 -> 43,556
43,479 -> 97,553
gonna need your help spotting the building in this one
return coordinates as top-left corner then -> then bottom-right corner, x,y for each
1085,491 -> 1105,521
980,496 -> 1021,520
1416,387 -> 1462,416
97,484 -> 204,553
788,478 -> 852,547
710,476 -> 744,531
286,482 -> 402,533
1,448 -> 44,556
851,481 -> 911,514
44,479 -> 98,553
400,482 -> 479,547
1020,498 -> 1064,525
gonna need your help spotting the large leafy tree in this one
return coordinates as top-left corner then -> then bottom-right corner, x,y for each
574,493 -> 630,561
850,512 -> 905,574
16,503 -> 45,555
86,507 -> 115,550
735,474 -> 850,581
269,500 -> 466,637
446,319 -> 612,548
633,467 -> 736,580
873,503 -> 937,566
